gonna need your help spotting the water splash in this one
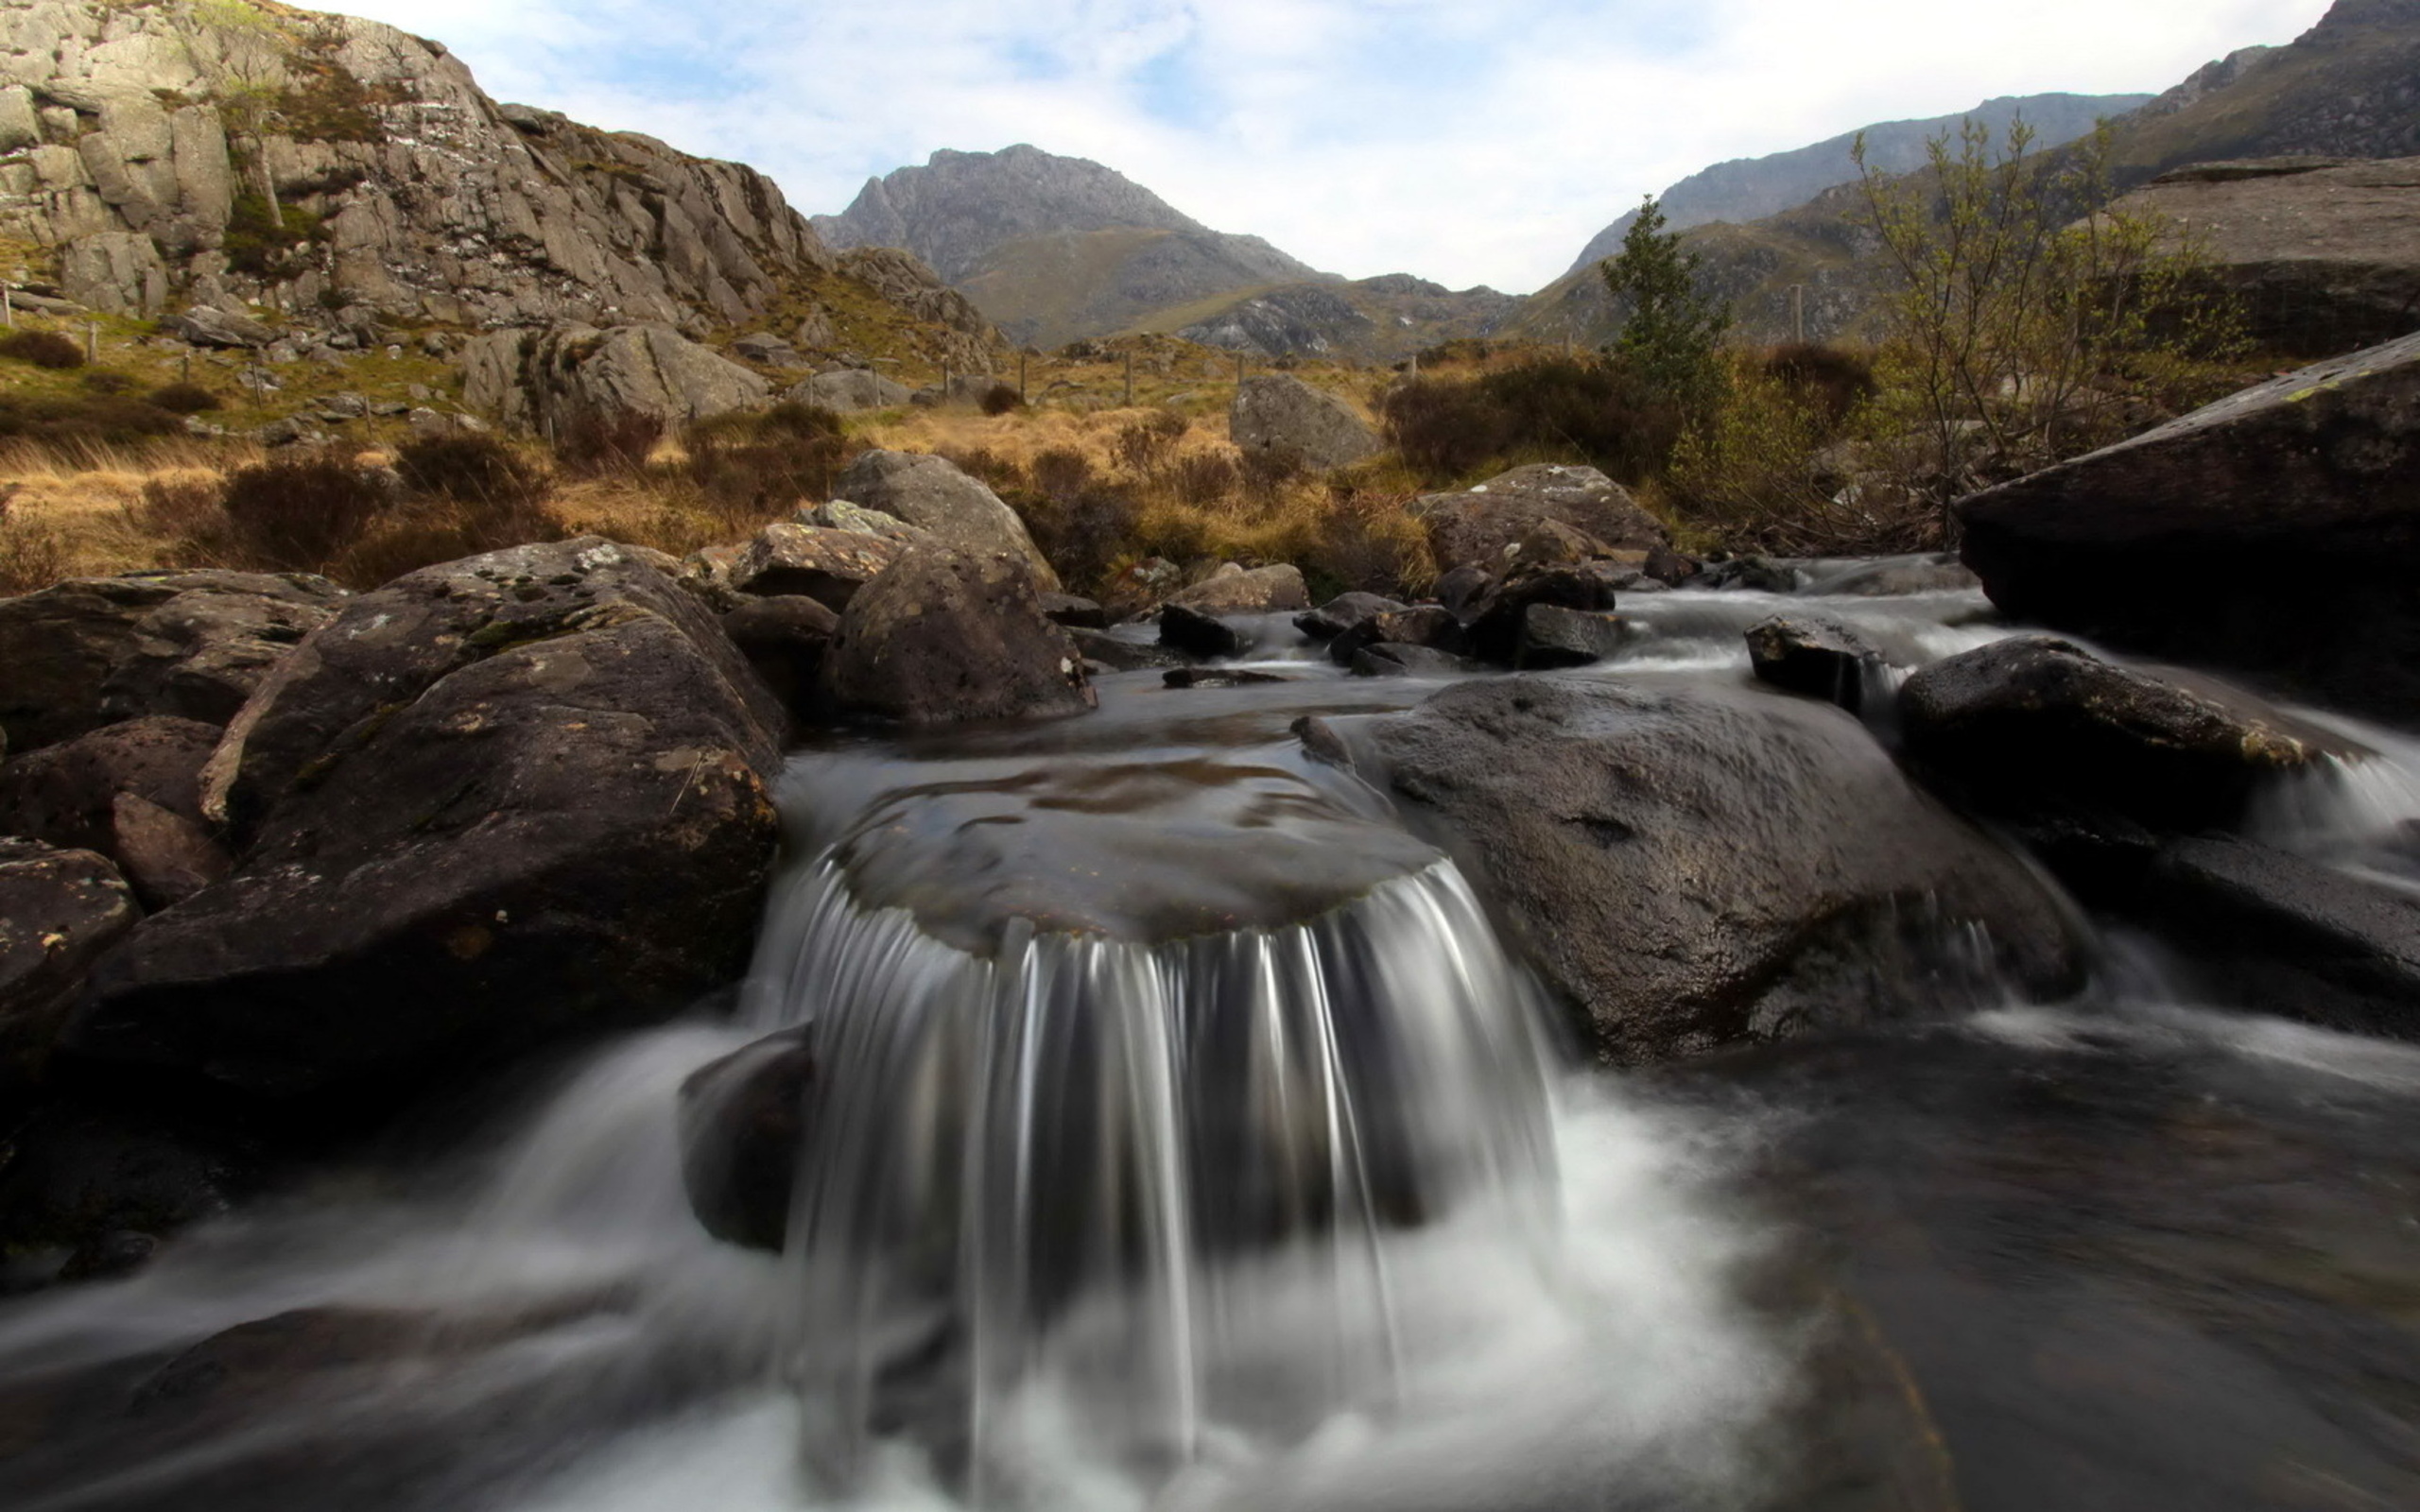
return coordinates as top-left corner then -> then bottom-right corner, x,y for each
741,857 -> 1563,1503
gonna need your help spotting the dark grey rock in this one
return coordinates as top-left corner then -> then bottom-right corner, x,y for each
822,547 -> 1096,727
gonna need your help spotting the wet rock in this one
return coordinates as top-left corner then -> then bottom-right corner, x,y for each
107,794 -> 230,911
0,840 -> 138,1098
786,369 -> 912,413
1409,464 -> 1669,575
729,523 -> 905,610
1165,562 -> 1310,615
1643,543 -> 1703,586
1462,561 -> 1627,665
1699,555 -> 1803,593
1351,677 -> 2083,1062
678,1027 -> 814,1252
822,546 -> 1095,728
720,595 -> 840,722
70,540 -> 786,1112
831,452 -> 1060,590
1066,627 -> 1188,673
1294,592 -> 1407,641
0,572 -> 346,754
2138,835 -> 2420,1040
0,716 -> 229,909
1328,606 -> 1467,667
1158,602 -> 1248,660
0,1101 -> 273,1291
1431,564 -> 1493,614
1038,593 -> 1107,629
1899,636 -> 2349,832
1515,605 -> 1633,669
1956,331 -> 2420,719
1747,615 -> 1891,715
1348,644 -> 1478,679
1229,374 -> 1380,472
1164,667 -> 1289,689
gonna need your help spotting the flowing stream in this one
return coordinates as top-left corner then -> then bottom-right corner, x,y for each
3,560 -> 2417,1512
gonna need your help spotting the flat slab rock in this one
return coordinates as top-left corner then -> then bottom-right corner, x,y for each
69,539 -> 788,1111
1342,676 -> 2083,1063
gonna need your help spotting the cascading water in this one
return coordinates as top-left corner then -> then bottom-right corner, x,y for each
739,849 -> 1559,1499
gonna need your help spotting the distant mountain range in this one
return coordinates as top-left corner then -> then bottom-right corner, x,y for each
816,0 -> 2420,359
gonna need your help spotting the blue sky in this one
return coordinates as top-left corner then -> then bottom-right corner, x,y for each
329,0 -> 2336,294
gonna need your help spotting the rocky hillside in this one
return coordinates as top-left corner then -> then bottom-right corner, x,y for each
1171,274 -> 1525,362
0,0 -> 996,381
1518,0 -> 2420,350
1563,91 -> 2152,279
811,144 -> 1327,349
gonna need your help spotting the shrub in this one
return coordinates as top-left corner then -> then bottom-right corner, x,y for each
1013,479 -> 1141,595
1379,357 -> 1685,487
79,369 -> 137,395
0,494 -> 69,596
1028,447 -> 1094,502
218,455 -> 390,573
147,382 -> 224,415
396,432 -> 551,510
1167,450 -> 1240,507
0,393 -> 183,449
1,330 -> 86,369
1599,197 -> 1732,405
1112,409 -> 1189,476
979,383 -> 1025,417
554,408 -> 665,475
683,403 -> 856,526
130,474 -> 230,551
1761,343 -> 1877,426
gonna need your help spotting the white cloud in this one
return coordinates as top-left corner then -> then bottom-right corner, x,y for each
328,0 -> 2336,294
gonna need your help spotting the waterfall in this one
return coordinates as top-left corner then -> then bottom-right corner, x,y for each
738,856 -> 1563,1503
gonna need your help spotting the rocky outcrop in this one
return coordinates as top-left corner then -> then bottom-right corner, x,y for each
70,540 -> 786,1111
0,570 -> 346,754
1955,331 -> 2420,720
1228,375 -> 1379,472
830,451 -> 1060,590
1344,677 -> 2083,1062
1899,636 -> 2350,831
2116,157 -> 2420,356
729,523 -> 905,610
0,3 -> 995,369
0,838 -> 136,1098
459,323 -> 769,433
1409,464 -> 1671,576
821,546 -> 1095,727
786,368 -> 912,414
1164,562 -> 1309,615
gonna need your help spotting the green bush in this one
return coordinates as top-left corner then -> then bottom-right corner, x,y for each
147,383 -> 225,415
1379,356 -> 1684,486
0,393 -> 182,448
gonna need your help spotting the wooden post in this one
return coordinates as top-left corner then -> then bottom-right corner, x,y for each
1124,349 -> 1134,406
86,320 -> 98,364
182,351 -> 192,384
941,360 -> 950,402
2,288 -> 11,329
1791,284 -> 1806,345
1235,352 -> 1245,387
1018,350 -> 1028,403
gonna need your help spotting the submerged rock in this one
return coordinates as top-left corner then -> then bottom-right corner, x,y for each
1349,677 -> 2083,1062
1956,331 -> 2420,719
678,1027 -> 815,1253
1900,636 -> 2348,832
0,572 -> 345,754
70,540 -> 786,1111
822,547 -> 1096,727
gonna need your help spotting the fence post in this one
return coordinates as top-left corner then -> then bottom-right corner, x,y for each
86,320 -> 98,364
2,288 -> 11,329
1019,350 -> 1028,403
1124,349 -> 1134,406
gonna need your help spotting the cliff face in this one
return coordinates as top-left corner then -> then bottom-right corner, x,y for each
0,0 -> 994,366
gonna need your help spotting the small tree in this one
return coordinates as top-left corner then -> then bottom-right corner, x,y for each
1853,120 -> 2245,524
1600,198 -> 1733,403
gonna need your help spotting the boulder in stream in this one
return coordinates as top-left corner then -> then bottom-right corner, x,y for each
678,1027 -> 815,1253
0,839 -> 138,1099
68,540 -> 787,1111
830,452 -> 1061,590
822,546 -> 1096,727
1747,614 -> 1892,715
1408,464 -> 1669,576
1347,677 -> 2083,1062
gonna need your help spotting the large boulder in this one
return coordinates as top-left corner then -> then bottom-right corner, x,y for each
164,306 -> 274,349
821,546 -> 1096,727
0,572 -> 347,754
2113,157 -> 2420,359
1408,464 -> 1671,575
60,232 -> 168,318
786,369 -> 912,413
1956,331 -> 2420,720
1341,678 -> 2083,1062
1899,636 -> 2350,832
461,323 -> 772,434
0,715 -> 229,908
829,451 -> 1061,590
1228,374 -> 1380,472
0,840 -> 138,1099
67,540 -> 787,1110
729,523 -> 906,610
